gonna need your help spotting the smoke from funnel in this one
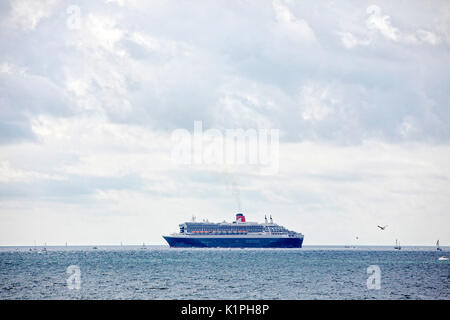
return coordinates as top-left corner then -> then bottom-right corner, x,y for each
230,177 -> 241,212
224,168 -> 241,212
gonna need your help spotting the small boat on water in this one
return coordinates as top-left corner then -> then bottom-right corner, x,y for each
394,239 -> 401,250
92,246 -> 98,250
38,243 -> 48,254
436,240 -> 442,251
438,256 -> 448,261
38,247 -> 47,254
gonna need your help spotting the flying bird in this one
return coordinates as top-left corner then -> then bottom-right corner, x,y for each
377,225 -> 388,230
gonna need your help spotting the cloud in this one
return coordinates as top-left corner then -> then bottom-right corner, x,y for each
272,0 -> 316,43
416,29 -> 441,45
0,160 -> 64,183
366,5 -> 399,41
340,5 -> 445,48
299,84 -> 335,122
397,116 -> 419,138
3,0 -> 60,30
0,62 -> 71,143
338,31 -> 370,49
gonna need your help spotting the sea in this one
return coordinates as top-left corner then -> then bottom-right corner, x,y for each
0,245 -> 448,300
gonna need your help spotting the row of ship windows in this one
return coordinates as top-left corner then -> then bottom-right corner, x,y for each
188,231 -> 284,234
182,225 -> 286,231
180,226 -> 287,233
185,231 -> 287,235
185,229 -> 263,232
184,227 -> 263,231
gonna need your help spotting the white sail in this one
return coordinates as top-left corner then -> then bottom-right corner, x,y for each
436,240 -> 442,251
394,239 -> 401,250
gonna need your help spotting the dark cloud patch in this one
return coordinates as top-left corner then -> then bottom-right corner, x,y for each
0,67 -> 72,143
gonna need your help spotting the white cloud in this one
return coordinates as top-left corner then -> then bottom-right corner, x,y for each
272,0 -> 316,43
338,31 -> 370,49
338,32 -> 358,49
0,62 -> 27,75
398,117 -> 419,138
62,13 -> 133,116
4,0 -> 60,31
104,0 -> 126,6
0,160 -> 64,183
85,14 -> 126,53
212,77 -> 282,130
340,5 -> 444,48
104,0 -> 139,7
399,29 -> 442,46
416,29 -> 441,45
299,84 -> 335,122
30,114 -> 173,179
366,5 -> 399,41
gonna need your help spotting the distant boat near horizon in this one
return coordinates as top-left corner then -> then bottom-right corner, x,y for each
37,242 -> 47,254
436,240 -> 442,251
394,239 -> 401,250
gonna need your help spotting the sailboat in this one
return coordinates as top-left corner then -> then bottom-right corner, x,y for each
141,242 -> 147,250
38,243 -> 47,254
436,240 -> 442,251
394,239 -> 401,250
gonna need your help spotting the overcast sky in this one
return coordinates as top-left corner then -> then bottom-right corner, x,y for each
0,0 -> 449,246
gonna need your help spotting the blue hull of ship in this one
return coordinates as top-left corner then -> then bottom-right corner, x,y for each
163,236 -> 303,248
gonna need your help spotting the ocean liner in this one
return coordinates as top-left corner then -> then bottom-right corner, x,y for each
163,213 -> 304,248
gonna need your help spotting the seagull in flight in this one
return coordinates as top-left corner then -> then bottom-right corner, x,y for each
377,225 -> 388,230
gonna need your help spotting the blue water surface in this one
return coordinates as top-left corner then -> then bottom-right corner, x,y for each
0,246 -> 448,299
